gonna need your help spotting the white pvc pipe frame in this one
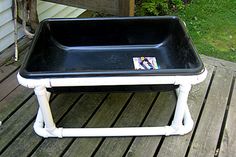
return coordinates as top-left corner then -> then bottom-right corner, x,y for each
17,69 -> 207,138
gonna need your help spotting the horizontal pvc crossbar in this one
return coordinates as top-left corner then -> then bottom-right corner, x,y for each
17,69 -> 207,88
33,106 -> 193,138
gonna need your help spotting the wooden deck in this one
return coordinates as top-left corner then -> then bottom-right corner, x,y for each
0,38 -> 236,157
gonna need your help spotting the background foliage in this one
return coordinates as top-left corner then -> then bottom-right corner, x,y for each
136,0 -> 236,62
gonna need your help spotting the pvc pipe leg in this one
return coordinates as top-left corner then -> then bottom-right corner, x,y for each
175,87 -> 180,97
171,84 -> 191,129
34,86 -> 55,131
35,108 -> 43,126
46,90 -> 51,101
183,104 -> 194,129
32,85 -> 194,138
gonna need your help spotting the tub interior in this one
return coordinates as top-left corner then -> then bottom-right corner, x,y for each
22,17 -> 203,78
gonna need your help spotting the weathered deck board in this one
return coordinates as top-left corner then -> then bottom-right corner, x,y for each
31,93 -> 107,157
0,86 -> 33,121
0,96 -> 38,153
63,93 -> 132,157
0,93 -> 80,157
218,74 -> 236,157
1,45 -> 236,157
201,55 -> 236,72
0,39 -> 30,82
124,91 -> 176,157
0,71 -> 20,101
187,68 -> 233,157
93,92 -> 157,157
0,37 -> 31,66
156,64 -> 214,157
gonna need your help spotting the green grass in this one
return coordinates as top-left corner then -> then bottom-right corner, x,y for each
173,0 -> 236,62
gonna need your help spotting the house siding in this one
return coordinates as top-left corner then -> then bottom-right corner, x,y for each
0,0 -> 24,53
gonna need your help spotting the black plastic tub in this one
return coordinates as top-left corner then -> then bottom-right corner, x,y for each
19,16 -> 205,92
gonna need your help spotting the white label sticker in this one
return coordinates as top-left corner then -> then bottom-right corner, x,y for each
133,57 -> 159,70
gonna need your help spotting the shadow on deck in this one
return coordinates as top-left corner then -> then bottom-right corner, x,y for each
0,38 -> 236,157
